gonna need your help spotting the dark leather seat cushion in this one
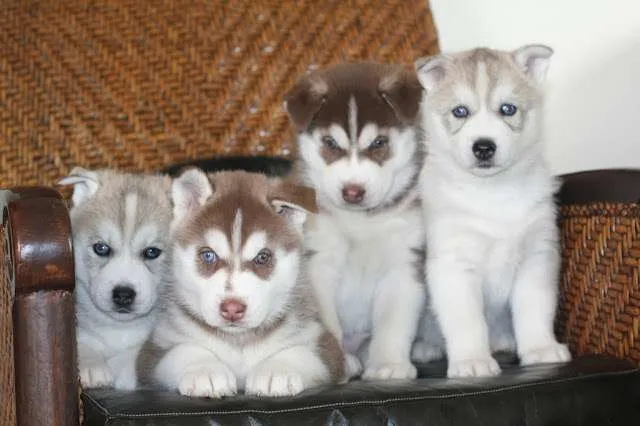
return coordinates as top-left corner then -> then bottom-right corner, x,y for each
82,355 -> 640,426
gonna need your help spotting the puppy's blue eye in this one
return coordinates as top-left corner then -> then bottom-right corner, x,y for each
253,248 -> 272,266
142,247 -> 162,260
200,248 -> 218,264
369,136 -> 389,150
452,105 -> 470,118
93,242 -> 111,257
321,136 -> 340,150
500,103 -> 517,116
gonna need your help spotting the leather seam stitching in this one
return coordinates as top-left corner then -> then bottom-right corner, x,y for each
83,367 -> 640,418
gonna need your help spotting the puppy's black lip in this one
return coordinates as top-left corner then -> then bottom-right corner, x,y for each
114,307 -> 133,314
476,161 -> 494,169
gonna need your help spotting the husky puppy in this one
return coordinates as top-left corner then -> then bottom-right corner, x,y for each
284,62 -> 426,380
139,169 -> 344,397
412,45 -> 572,378
58,168 -> 172,389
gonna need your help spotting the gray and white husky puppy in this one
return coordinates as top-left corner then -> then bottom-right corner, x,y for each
411,45 -> 572,378
59,168 -> 173,389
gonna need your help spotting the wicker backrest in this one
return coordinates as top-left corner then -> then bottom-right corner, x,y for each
0,0 -> 439,188
557,202 -> 640,365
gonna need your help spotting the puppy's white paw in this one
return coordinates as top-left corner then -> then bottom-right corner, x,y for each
411,341 -> 445,363
344,353 -> 363,379
447,357 -> 501,378
178,363 -> 237,398
79,363 -> 114,388
362,362 -> 417,380
245,366 -> 305,397
520,343 -> 572,366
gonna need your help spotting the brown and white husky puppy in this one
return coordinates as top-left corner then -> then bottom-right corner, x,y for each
285,62 -> 427,380
139,169 -> 345,397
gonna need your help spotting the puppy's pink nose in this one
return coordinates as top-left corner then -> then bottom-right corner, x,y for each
219,298 -> 246,322
342,184 -> 366,204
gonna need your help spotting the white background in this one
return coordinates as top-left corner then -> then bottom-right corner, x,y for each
430,0 -> 640,174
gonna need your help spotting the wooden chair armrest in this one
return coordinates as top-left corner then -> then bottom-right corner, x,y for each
1,187 -> 79,426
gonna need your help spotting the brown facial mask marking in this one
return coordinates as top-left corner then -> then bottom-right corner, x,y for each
320,142 -> 348,165
359,134 -> 392,166
196,248 -> 228,278
241,258 -> 275,281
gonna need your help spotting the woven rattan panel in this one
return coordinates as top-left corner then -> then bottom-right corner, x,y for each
0,223 -> 15,426
557,203 -> 640,365
0,0 -> 439,188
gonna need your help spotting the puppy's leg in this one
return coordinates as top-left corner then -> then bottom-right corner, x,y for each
512,225 -> 571,365
362,265 -> 424,380
109,345 -> 142,390
246,344 -> 331,397
154,343 -> 237,398
78,341 -> 114,388
428,236 -> 500,378
307,228 -> 362,377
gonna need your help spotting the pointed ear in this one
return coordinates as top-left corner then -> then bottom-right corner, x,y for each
284,72 -> 328,131
379,65 -> 423,124
513,44 -> 554,85
415,54 -> 450,93
268,180 -> 318,232
57,166 -> 101,207
171,167 -> 213,222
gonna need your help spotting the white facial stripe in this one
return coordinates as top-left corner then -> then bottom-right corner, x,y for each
358,123 -> 381,150
231,209 -> 242,257
123,193 -> 138,243
132,224 -> 161,251
96,221 -> 122,248
242,231 -> 267,262
476,61 -> 489,110
327,124 -> 350,150
205,229 -> 231,259
348,95 -> 358,144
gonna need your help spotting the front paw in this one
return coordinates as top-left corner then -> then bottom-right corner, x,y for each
362,362 -> 417,380
245,366 -> 305,397
178,363 -> 237,398
79,362 -> 114,388
448,357 -> 501,378
520,343 -> 572,366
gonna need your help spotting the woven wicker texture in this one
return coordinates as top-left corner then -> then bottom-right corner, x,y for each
0,0 -> 439,188
557,203 -> 640,365
0,224 -> 15,426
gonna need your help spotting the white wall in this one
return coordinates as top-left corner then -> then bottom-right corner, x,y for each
430,0 -> 640,174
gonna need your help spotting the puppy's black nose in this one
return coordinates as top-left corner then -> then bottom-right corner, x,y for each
112,286 -> 136,309
472,138 -> 497,161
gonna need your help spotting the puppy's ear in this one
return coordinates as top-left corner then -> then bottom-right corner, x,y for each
268,179 -> 318,232
415,54 -> 450,93
171,167 -> 213,222
513,44 -> 554,85
284,73 -> 328,131
379,65 -> 423,124
57,167 -> 101,207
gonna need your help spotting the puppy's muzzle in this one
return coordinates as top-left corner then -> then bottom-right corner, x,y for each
472,138 -> 497,168
112,285 -> 136,312
342,184 -> 366,204
220,298 -> 247,323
